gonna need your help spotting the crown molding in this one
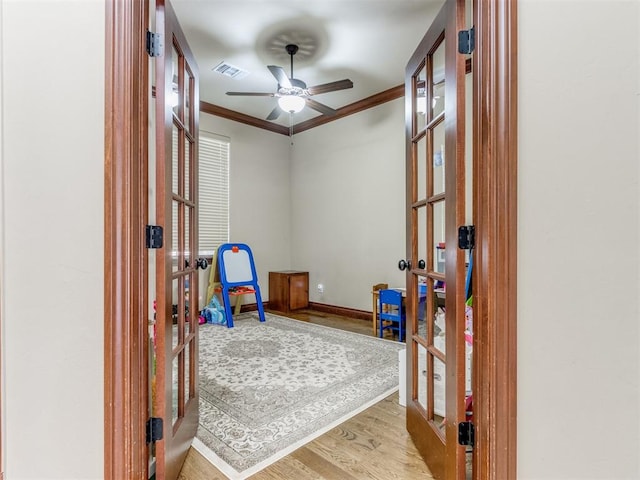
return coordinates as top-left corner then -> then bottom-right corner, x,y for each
200,84 -> 404,136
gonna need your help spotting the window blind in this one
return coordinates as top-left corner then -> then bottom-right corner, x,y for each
198,132 -> 230,255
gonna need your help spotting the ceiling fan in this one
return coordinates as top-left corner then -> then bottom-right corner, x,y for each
226,44 -> 353,121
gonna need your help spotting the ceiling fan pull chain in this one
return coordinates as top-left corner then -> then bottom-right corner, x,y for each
289,112 -> 294,141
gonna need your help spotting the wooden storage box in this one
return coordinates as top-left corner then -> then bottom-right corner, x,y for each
268,271 -> 309,313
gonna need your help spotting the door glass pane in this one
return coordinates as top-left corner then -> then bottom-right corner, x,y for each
172,125 -> 179,195
185,139 -> 191,201
416,63 -> 427,132
185,70 -> 192,132
172,200 -> 179,272
417,275 -> 428,340
417,343 -> 428,410
434,201 -> 445,273
417,205 -> 427,273
172,354 -> 179,425
184,342 -> 191,405
171,45 -> 180,117
433,120 -> 446,196
433,306 -> 446,352
433,355 -> 446,433
433,80 -> 445,118
431,40 -> 445,118
417,136 -> 427,201
185,273 -> 192,338
435,282 -> 446,316
184,206 -> 191,270
172,277 -> 179,350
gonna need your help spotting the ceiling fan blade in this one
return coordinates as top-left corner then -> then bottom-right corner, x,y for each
267,65 -> 292,89
266,105 -> 281,121
307,79 -> 353,96
226,91 -> 275,96
305,98 -> 337,116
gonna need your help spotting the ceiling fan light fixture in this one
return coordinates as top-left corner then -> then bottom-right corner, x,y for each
226,43 -> 352,120
278,95 -> 305,113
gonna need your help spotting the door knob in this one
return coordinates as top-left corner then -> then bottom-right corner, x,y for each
195,258 -> 208,270
398,259 -> 411,271
418,259 -> 425,269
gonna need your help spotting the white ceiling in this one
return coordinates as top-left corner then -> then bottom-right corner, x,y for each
170,0 -> 445,127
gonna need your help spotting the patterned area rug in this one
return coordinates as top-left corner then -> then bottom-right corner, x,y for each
192,311 -> 404,479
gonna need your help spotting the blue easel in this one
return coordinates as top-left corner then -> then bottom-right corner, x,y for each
217,243 -> 266,328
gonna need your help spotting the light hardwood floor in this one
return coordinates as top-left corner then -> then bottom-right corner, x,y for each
178,309 -> 432,480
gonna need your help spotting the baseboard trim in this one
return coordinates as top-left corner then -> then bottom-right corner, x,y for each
307,302 -> 371,321
239,302 -> 263,313
238,302 -> 371,321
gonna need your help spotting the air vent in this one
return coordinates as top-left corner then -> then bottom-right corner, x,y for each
212,61 -> 249,79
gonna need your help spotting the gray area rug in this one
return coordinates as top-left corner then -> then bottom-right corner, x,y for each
193,311 -> 404,479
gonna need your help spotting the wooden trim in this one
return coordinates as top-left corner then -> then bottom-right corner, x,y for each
238,302 -> 263,313
444,0 -> 468,476
306,302 -> 371,321
104,1 -> 149,479
293,85 -> 405,134
240,302 -> 371,321
200,85 -> 405,136
200,101 -> 290,135
472,1 -> 518,479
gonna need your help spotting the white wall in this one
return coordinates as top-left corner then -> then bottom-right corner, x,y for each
1,1 -> 105,479
290,99 -> 406,311
518,1 -> 639,478
0,0 -> 5,470
199,100 -> 407,314
199,114 -> 292,303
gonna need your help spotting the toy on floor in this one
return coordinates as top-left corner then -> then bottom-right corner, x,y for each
201,295 -> 226,325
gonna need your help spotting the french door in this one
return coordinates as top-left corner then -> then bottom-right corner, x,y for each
153,0 -> 200,478
404,0 -> 468,478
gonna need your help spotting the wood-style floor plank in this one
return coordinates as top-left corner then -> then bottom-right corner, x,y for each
308,396 -> 433,480
178,309 -> 432,479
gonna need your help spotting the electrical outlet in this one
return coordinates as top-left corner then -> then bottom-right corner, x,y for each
317,283 -> 324,294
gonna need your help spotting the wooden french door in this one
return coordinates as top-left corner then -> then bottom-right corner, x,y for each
404,0 -> 468,478
153,0 -> 200,478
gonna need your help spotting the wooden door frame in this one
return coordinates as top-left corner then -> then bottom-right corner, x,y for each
102,0 -> 517,478
104,1 -> 150,478
472,1 -> 518,479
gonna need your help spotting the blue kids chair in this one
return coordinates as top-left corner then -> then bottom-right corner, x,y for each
378,289 -> 406,342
